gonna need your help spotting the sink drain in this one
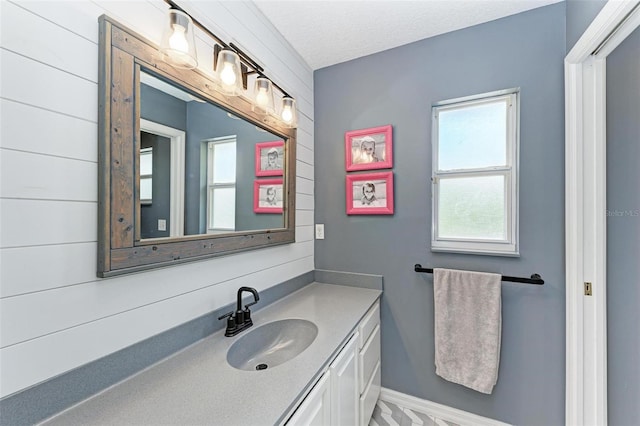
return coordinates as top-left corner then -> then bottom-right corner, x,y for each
255,363 -> 268,370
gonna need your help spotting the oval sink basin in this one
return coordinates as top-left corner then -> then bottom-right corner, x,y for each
226,319 -> 318,371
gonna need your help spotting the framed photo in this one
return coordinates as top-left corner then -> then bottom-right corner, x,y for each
255,140 -> 284,176
254,178 -> 284,213
346,171 -> 394,215
345,125 -> 393,171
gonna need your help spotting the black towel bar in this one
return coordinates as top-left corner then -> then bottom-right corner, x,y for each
414,264 -> 544,285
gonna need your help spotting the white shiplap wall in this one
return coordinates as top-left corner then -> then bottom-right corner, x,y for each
0,0 -> 314,398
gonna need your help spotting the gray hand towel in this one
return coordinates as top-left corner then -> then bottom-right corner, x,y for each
433,268 -> 502,394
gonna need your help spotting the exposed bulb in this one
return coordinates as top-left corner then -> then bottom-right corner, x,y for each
255,88 -> 269,107
220,62 -> 237,86
281,105 -> 293,123
168,25 -> 189,53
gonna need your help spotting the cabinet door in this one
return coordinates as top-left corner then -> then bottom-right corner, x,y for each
359,324 -> 380,392
330,332 -> 359,426
287,371 -> 331,426
360,362 -> 381,426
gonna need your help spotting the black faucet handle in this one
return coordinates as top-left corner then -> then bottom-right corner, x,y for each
218,310 -> 236,332
242,300 -> 257,321
217,311 -> 234,321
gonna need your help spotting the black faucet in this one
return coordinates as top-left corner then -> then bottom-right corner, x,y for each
217,287 -> 260,337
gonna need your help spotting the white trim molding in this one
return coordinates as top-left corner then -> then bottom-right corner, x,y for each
140,118 -> 186,237
379,388 -> 511,426
564,2 -> 640,425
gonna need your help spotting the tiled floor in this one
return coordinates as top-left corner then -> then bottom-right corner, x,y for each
370,399 -> 460,426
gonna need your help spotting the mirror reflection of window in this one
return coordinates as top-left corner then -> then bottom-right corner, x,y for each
139,69 -> 286,239
207,137 -> 237,233
140,147 -> 153,204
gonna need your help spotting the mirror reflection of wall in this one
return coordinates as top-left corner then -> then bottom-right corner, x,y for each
139,70 -> 286,240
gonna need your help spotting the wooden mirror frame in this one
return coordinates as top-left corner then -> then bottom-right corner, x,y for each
97,15 -> 296,277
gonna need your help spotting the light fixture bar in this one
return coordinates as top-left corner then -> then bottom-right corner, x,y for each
165,0 -> 227,48
231,41 -> 291,98
229,42 -> 264,74
162,0 -> 292,99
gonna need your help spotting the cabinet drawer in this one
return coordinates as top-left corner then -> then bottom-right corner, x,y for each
359,361 -> 381,426
358,324 -> 380,392
358,301 -> 380,349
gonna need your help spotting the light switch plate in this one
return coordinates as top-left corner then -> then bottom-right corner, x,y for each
315,224 -> 325,239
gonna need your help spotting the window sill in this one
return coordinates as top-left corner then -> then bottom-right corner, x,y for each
431,242 -> 519,257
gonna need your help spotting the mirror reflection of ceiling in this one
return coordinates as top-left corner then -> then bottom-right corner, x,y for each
140,72 -> 205,103
139,70 -> 286,241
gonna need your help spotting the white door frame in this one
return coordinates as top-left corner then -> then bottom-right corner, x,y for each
565,1 -> 640,425
140,119 -> 186,237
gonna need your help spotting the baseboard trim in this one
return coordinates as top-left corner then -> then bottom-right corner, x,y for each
379,388 -> 512,426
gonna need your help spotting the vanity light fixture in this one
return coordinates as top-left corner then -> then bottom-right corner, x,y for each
161,0 -> 298,127
215,48 -> 243,95
252,76 -> 275,114
280,97 -> 297,128
160,9 -> 198,69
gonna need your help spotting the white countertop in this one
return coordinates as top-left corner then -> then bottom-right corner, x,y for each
43,282 -> 381,426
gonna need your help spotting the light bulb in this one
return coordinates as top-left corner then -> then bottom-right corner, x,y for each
256,88 -> 269,107
281,105 -> 293,123
220,63 -> 237,86
168,25 -> 189,53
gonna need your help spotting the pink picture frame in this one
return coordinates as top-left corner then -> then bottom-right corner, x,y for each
345,125 -> 393,172
346,171 -> 394,215
254,178 -> 284,213
255,140 -> 284,177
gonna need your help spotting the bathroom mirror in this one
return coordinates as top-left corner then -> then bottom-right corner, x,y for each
98,15 -> 296,277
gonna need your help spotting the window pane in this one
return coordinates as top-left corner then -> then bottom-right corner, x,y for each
438,100 -> 507,170
438,175 -> 505,240
140,177 -> 152,201
210,187 -> 235,229
213,142 -> 236,183
140,148 -> 153,175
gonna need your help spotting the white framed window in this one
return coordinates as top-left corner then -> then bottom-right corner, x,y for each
431,88 -> 519,256
206,136 -> 237,233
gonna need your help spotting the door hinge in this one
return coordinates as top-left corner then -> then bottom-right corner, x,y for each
584,282 -> 592,296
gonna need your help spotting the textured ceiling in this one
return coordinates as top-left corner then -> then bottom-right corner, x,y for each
253,0 -> 563,70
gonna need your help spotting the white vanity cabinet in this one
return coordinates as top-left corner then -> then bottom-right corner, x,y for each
287,300 -> 381,426
330,332 -> 359,426
286,371 -> 332,425
357,301 -> 381,426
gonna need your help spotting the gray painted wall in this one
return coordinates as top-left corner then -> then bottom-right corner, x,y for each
606,26 -> 639,426
140,84 -> 187,238
314,4 -> 566,425
566,0 -> 607,52
185,102 -> 284,234
140,84 -> 284,235
140,83 -> 187,131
